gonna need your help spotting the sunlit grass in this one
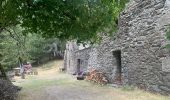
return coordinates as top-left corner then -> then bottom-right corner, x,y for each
15,60 -> 170,100
18,75 -> 75,90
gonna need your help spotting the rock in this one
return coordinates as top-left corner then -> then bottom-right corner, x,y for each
159,85 -> 170,94
0,79 -> 21,100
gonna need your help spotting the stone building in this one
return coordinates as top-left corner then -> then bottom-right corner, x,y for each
64,41 -> 78,73
64,0 -> 170,94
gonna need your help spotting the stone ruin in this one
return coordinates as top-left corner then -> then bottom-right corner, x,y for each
64,0 -> 170,95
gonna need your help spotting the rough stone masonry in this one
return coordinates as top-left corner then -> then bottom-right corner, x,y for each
64,0 -> 170,95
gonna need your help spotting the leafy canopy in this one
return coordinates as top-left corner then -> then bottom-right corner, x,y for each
0,0 -> 128,43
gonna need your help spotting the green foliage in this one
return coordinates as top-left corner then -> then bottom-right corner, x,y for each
26,33 -> 49,61
0,29 -> 22,67
0,27 -> 29,68
166,27 -> 170,39
1,0 -> 128,43
26,33 -> 66,61
0,0 -> 129,69
166,27 -> 170,49
0,64 -> 8,80
165,44 -> 170,49
0,26 -> 65,68
0,0 -> 20,29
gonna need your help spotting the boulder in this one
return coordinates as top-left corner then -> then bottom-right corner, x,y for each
0,79 -> 21,100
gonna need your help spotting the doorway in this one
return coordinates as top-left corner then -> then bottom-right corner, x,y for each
113,50 -> 122,82
77,59 -> 81,72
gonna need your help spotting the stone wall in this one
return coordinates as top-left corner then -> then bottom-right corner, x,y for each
87,48 -> 99,70
75,47 -> 92,72
93,35 -> 116,83
64,0 -> 170,94
113,0 -> 170,94
64,41 -> 79,74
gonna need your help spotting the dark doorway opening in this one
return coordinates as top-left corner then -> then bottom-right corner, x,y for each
77,59 -> 81,72
113,50 -> 122,82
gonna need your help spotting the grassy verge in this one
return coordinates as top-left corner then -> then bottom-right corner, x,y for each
15,60 -> 170,100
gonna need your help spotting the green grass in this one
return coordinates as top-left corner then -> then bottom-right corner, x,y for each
21,79 -> 71,89
15,60 -> 170,100
121,85 -> 136,91
16,74 -> 74,90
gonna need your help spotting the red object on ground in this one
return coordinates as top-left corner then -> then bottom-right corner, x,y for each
85,68 -> 108,85
23,64 -> 32,73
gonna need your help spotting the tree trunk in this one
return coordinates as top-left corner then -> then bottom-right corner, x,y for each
0,63 -> 8,80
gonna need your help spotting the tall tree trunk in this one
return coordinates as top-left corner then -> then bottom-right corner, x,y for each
0,63 -> 8,80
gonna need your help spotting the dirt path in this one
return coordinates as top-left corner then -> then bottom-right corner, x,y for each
14,60 -> 170,100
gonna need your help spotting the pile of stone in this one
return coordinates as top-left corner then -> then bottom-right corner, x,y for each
85,69 -> 108,85
0,79 -> 21,100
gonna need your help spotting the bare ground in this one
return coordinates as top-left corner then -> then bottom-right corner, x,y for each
13,60 -> 170,100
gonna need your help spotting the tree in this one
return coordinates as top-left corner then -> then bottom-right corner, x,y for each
0,0 -> 128,78
0,26 -> 28,69
0,0 -> 20,31
0,26 -> 66,68
0,0 -> 128,43
26,33 -> 66,64
0,26 -> 25,79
